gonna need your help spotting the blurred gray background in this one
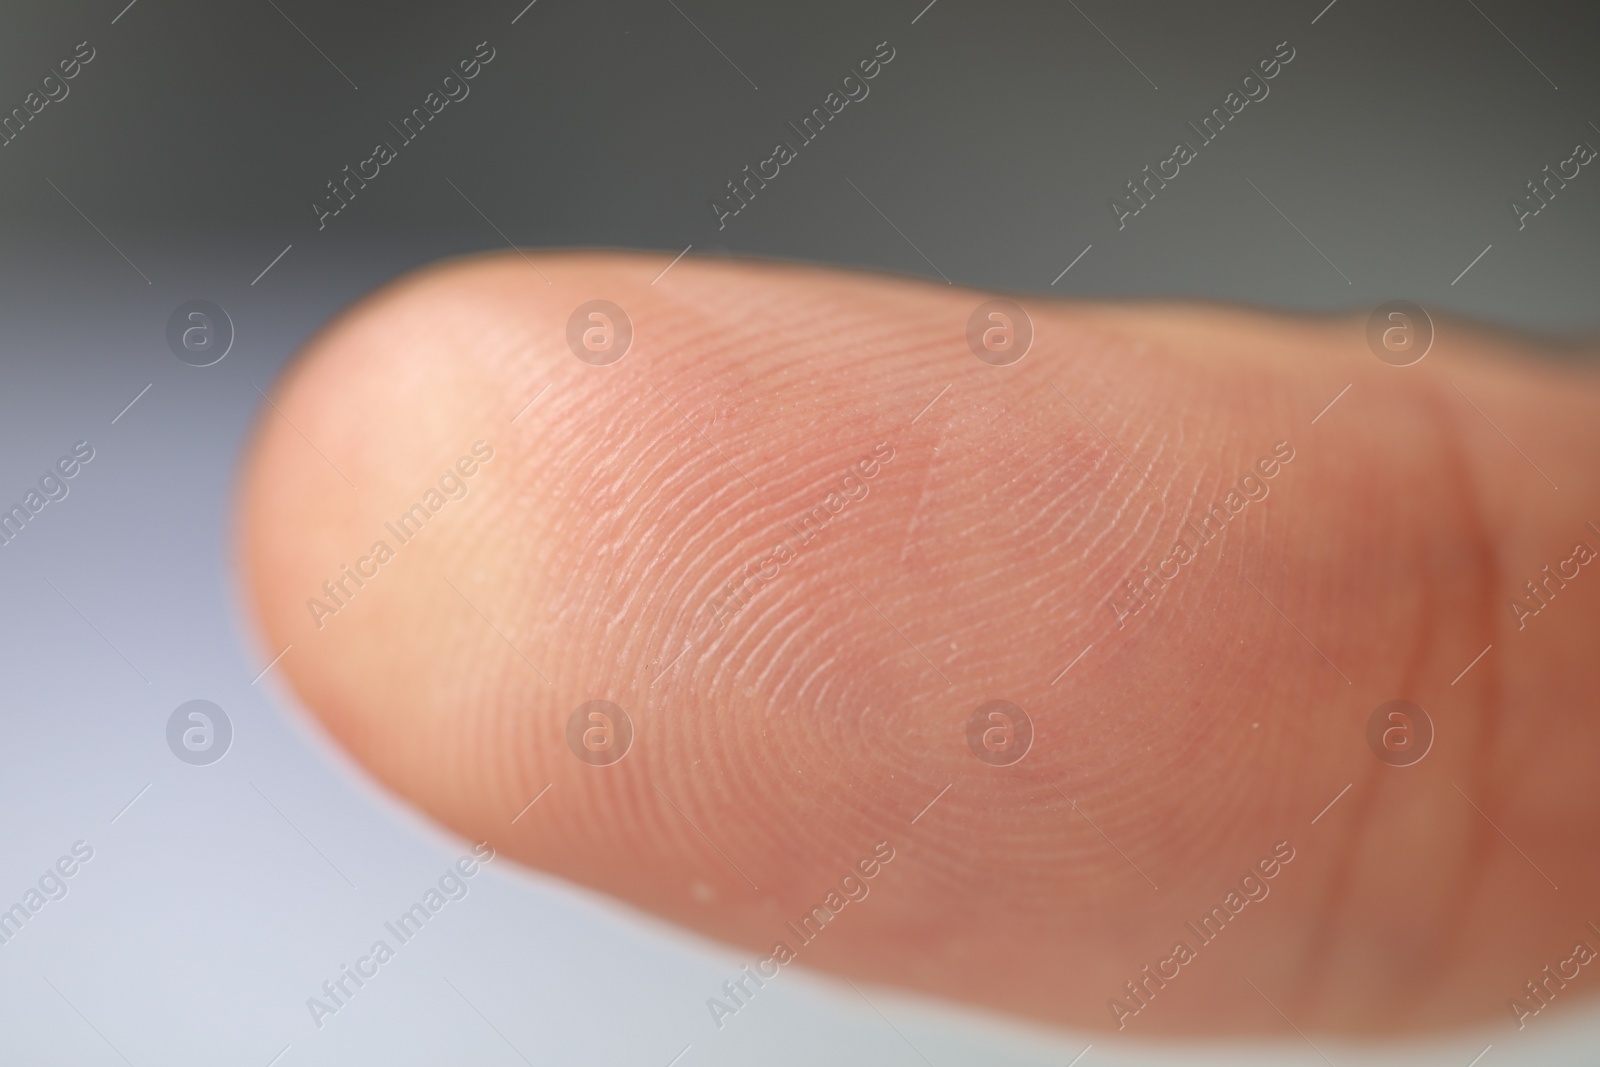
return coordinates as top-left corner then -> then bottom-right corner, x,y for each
0,0 -> 1595,1063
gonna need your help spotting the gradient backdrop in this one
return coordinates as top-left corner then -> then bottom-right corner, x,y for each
0,0 -> 1596,1064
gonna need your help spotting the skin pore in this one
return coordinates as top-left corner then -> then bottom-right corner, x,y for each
238,251 -> 1600,1037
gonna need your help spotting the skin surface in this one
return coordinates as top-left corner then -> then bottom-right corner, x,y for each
238,251 -> 1600,1037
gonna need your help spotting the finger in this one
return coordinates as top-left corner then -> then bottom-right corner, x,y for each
238,251 -> 1600,1036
